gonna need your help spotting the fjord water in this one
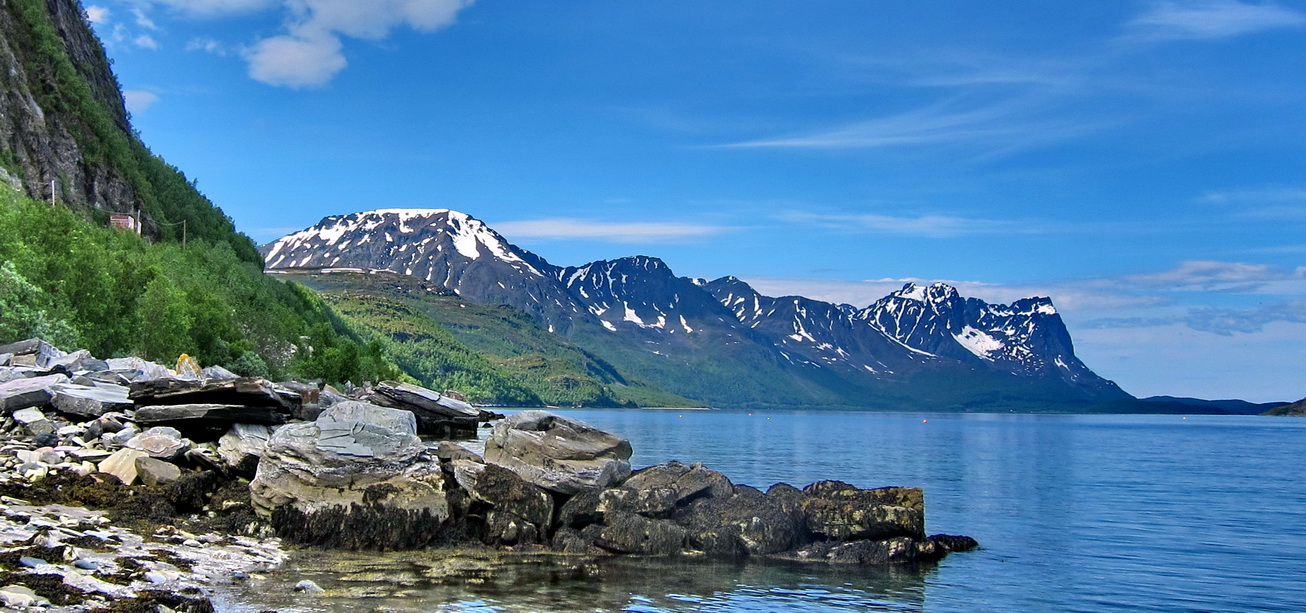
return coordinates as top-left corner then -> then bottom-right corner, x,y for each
217,411 -> 1306,612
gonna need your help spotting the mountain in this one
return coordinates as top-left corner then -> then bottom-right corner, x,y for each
264,209 -> 1133,411
1140,396 -> 1287,416
1261,397 -> 1305,417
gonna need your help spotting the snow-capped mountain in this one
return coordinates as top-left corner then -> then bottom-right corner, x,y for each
263,209 -> 1130,409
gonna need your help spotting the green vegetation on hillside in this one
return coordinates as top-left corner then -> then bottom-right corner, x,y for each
8,0 -> 259,262
286,271 -> 700,407
0,185 -> 398,384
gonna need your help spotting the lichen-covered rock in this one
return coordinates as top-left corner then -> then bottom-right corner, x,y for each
484,410 -> 632,495
800,481 -> 924,541
678,485 -> 799,557
462,463 -> 554,547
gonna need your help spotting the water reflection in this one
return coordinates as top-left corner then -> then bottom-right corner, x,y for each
213,547 -> 932,613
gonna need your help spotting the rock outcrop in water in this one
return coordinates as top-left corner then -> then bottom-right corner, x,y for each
0,337 -> 976,609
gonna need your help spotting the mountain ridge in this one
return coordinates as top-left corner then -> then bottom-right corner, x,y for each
264,208 -> 1133,410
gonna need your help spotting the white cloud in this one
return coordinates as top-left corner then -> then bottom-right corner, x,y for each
492,218 -> 730,244
85,5 -> 110,24
123,90 -> 160,114
1125,0 -> 1306,41
241,0 -> 474,88
1125,259 -> 1305,293
244,33 -> 345,88
133,34 -> 159,49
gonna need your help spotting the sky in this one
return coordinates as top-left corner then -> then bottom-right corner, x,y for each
83,0 -> 1304,403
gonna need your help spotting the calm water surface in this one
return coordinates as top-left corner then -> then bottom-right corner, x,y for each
215,411 -> 1306,612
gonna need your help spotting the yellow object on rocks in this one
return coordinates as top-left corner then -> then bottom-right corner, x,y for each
176,353 -> 202,380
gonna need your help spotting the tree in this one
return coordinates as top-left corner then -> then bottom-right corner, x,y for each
0,261 -> 78,348
135,273 -> 192,361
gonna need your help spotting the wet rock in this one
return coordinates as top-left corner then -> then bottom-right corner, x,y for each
678,485 -> 799,557
49,383 -> 132,417
125,426 -> 191,461
435,440 -> 483,464
929,534 -> 980,553
624,461 -> 734,506
484,410 -> 632,495
800,481 -> 925,541
368,381 -> 480,437
594,513 -> 688,555
462,463 -> 554,546
136,456 -> 182,486
293,579 -> 325,594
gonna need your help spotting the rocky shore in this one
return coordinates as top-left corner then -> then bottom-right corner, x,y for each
0,338 -> 976,611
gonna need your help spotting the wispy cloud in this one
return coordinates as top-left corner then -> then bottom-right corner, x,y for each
138,0 -> 277,17
1200,186 -> 1306,221
1124,0 -> 1306,41
133,34 -> 159,49
781,210 -> 1029,239
186,36 -> 227,56
717,97 -> 1114,156
1125,260 -> 1306,292
492,218 -> 732,244
123,90 -> 160,114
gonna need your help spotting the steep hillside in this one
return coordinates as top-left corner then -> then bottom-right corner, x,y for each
0,0 -> 257,261
0,0 -> 403,387
280,269 -> 701,407
264,208 -> 1133,411
1263,398 -> 1305,416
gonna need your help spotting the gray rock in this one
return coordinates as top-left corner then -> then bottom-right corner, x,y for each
0,373 -> 68,411
0,338 -> 65,369
293,579 -> 325,594
73,558 -> 100,570
105,356 -> 174,381
678,485 -> 799,557
623,461 -> 734,506
0,353 -> 11,367
435,440 -> 483,464
125,426 -> 191,460
484,410 -> 632,495
217,423 -> 273,477
317,400 -> 416,435
47,349 -> 108,373
50,383 -> 132,417
0,584 -> 49,608
133,403 -> 289,427
11,407 -> 55,437
367,381 -> 480,437
249,410 -> 450,548
135,456 -> 182,486
129,377 -> 300,416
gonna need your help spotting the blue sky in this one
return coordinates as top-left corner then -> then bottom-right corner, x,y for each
86,0 -> 1304,403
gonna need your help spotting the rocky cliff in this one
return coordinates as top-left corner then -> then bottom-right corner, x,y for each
0,0 -> 136,214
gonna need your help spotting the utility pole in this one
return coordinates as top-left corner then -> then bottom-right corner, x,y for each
49,180 -> 54,205
182,219 -> 187,248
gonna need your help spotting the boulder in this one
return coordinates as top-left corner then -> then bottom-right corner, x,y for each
49,383 -> 132,418
200,365 -> 239,380
129,377 -> 300,416
677,485 -> 799,557
135,456 -> 182,486
367,381 -> 480,437
132,404 -> 289,427
484,410 -> 632,495
248,401 -> 449,549
460,463 -> 554,546
594,513 -> 688,556
800,481 -> 925,541
216,423 -> 274,477
98,448 -> 151,485
125,426 -> 191,460
46,349 -> 108,374
0,374 -> 68,411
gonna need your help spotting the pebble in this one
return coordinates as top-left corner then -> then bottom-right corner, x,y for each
73,558 -> 100,570
18,556 -> 48,568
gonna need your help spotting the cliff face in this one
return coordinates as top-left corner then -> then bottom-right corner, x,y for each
0,0 -> 138,216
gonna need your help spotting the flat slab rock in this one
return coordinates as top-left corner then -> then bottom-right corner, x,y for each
132,403 -> 289,426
